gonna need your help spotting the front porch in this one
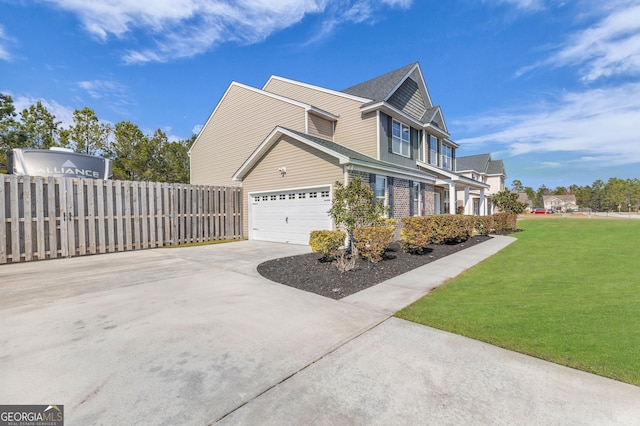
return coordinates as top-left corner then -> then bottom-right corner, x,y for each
417,161 -> 491,215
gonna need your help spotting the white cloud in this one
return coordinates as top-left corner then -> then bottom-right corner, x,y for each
461,0 -> 640,178
0,25 -> 13,61
457,82 -> 640,167
78,80 -> 128,99
42,0 -> 412,63
192,124 -> 203,135
515,1 -> 640,81
12,95 -> 76,128
77,79 -> 135,116
487,0 -> 547,10
548,2 -> 640,81
539,162 -> 561,168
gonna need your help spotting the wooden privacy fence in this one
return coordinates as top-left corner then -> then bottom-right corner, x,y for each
0,174 -> 243,264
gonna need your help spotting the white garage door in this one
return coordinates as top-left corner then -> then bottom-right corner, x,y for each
250,186 -> 333,245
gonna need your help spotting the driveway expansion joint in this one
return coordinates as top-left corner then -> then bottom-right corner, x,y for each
209,316 -> 392,425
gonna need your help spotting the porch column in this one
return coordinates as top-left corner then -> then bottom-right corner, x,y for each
464,186 -> 471,214
449,182 -> 456,214
479,188 -> 486,216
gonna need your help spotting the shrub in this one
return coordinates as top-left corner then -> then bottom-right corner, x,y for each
430,215 -> 473,244
354,226 -> 394,263
375,217 -> 398,229
400,216 -> 434,254
309,230 -> 346,261
493,212 -> 518,233
474,216 -> 494,236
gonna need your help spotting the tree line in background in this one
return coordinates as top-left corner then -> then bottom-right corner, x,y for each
511,178 -> 640,212
0,93 -> 193,183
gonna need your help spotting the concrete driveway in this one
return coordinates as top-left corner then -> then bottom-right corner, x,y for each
1,240 -> 639,425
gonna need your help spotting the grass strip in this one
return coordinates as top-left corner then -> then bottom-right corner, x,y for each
396,218 -> 640,385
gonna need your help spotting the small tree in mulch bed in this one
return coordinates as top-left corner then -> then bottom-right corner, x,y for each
328,177 -> 387,272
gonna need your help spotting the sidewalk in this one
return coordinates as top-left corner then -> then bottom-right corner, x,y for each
341,235 -> 517,314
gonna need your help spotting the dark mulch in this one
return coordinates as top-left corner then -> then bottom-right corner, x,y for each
257,235 -> 493,300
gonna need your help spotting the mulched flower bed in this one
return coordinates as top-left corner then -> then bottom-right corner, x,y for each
257,235 -> 493,300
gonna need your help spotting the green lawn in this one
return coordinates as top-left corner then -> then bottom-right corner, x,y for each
396,218 -> 640,385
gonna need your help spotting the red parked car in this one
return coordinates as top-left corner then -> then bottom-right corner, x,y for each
531,208 -> 552,214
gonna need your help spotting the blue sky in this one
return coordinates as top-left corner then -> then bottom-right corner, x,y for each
1,0 -> 639,190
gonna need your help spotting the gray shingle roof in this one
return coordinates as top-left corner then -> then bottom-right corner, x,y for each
456,154 -> 491,173
420,106 -> 439,123
341,63 -> 417,102
487,159 -> 505,175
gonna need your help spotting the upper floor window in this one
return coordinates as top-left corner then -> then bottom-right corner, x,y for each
429,135 -> 438,165
417,130 -> 424,162
442,144 -> 453,170
392,120 -> 410,157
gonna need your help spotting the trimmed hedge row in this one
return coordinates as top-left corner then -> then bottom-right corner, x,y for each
492,212 -> 518,233
401,213 -> 518,254
309,220 -> 397,263
311,213 -> 518,258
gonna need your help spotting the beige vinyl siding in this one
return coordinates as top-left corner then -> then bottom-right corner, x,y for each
487,175 -> 504,194
308,113 -> 333,139
241,135 -> 344,237
190,84 -> 306,186
264,79 -> 378,159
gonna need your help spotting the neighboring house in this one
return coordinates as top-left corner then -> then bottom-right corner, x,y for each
455,154 -> 507,215
516,192 -> 534,212
543,194 -> 578,212
190,62 -> 491,244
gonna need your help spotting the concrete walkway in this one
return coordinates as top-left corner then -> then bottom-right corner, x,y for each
1,237 -> 639,425
341,235 -> 515,315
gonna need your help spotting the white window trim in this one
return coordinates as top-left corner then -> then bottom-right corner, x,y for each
375,175 -> 388,207
429,134 -> 438,165
412,181 -> 421,216
441,144 -> 453,171
392,119 -> 411,158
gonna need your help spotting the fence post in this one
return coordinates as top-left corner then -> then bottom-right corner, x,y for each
77,179 -> 87,256
23,176 -> 33,261
10,176 -> 20,261
35,176 -> 45,260
140,181 -> 148,249
132,181 -> 140,250
0,175 -> 6,264
96,179 -> 106,254
46,177 -> 58,259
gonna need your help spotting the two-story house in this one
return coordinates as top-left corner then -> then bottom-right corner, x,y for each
543,194 -> 578,212
190,62 -> 490,244
455,154 -> 507,215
